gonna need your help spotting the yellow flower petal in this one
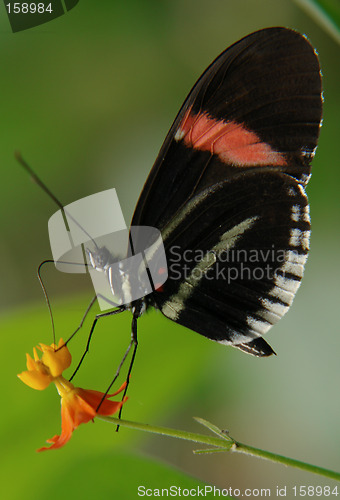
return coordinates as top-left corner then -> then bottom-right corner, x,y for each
27,353 -> 49,373
26,353 -> 38,371
41,341 -> 72,377
57,338 -> 65,349
18,370 -> 53,390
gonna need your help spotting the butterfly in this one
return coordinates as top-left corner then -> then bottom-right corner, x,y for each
22,27 -> 322,386
100,26 -> 322,359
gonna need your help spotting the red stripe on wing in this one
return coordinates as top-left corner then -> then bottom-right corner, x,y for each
177,108 -> 286,167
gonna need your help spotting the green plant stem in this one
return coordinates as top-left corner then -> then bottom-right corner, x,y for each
233,442 -> 340,481
100,415 -> 228,448
100,415 -> 340,482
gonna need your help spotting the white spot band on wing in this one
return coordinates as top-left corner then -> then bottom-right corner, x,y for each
161,216 -> 259,320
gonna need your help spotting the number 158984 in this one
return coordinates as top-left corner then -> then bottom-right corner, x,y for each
6,3 -> 53,14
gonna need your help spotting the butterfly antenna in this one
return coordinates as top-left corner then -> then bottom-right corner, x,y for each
16,151 -> 65,212
37,259 -> 92,346
37,260 -> 57,345
16,152 -> 99,250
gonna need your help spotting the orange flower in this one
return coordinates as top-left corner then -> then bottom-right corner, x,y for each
18,340 -> 127,452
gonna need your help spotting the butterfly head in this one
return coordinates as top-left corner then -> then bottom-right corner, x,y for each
87,246 -> 113,272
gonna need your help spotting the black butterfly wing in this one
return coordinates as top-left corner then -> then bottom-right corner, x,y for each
131,27 -> 322,356
154,171 -> 310,356
131,27 -> 322,230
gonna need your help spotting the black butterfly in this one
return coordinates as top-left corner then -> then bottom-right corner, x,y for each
21,27 -> 322,393
120,27 -> 322,359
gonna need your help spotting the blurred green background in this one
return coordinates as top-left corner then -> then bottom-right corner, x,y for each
0,0 -> 339,499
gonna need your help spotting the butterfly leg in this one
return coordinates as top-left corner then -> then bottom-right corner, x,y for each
64,293 -> 122,346
94,312 -> 138,425
68,299 -> 126,381
114,309 -> 139,430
